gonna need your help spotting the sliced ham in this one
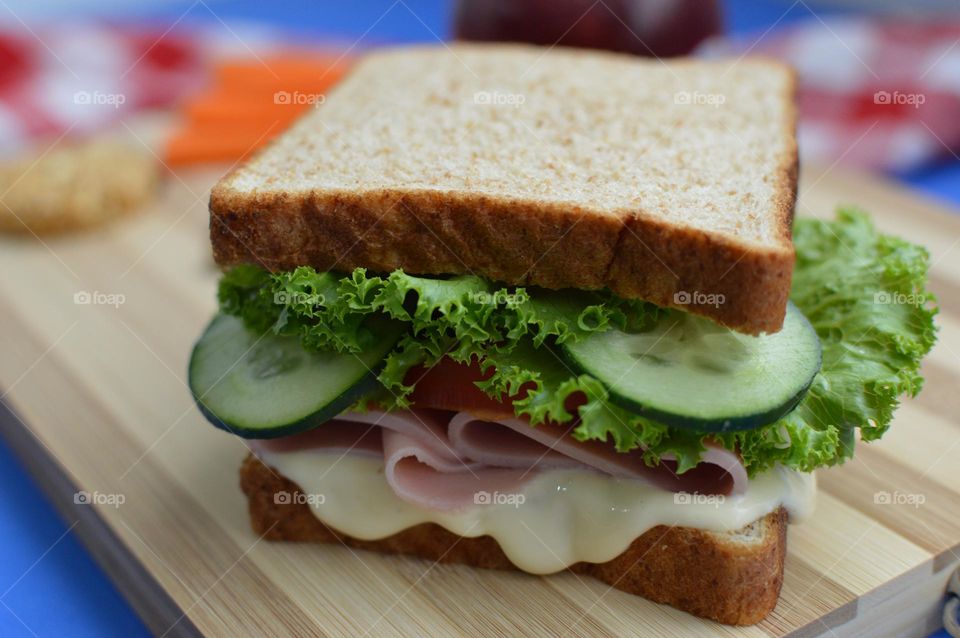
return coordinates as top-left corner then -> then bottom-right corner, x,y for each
383,431 -> 536,511
447,413 -> 748,496
252,409 -> 748,511
252,420 -> 382,457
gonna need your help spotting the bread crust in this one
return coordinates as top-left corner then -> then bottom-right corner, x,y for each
240,454 -> 787,625
211,186 -> 794,334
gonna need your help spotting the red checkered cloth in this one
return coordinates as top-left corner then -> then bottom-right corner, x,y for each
3,19 -> 959,173
703,18 -> 960,172
0,22 -> 293,156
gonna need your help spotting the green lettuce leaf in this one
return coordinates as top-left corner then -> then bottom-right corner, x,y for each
218,265 -> 622,404
216,208 -> 936,475
779,209 -> 937,451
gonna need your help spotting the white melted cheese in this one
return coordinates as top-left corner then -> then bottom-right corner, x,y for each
257,449 -> 816,574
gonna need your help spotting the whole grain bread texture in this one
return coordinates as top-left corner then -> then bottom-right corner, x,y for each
240,454 -> 787,626
211,44 -> 798,335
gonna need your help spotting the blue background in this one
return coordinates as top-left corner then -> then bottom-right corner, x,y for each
0,1 -> 955,636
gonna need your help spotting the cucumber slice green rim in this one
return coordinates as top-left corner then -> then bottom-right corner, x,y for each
189,313 -> 403,439
559,302 -> 822,432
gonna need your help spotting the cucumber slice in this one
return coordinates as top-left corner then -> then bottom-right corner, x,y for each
189,313 -> 403,438
560,302 -> 821,432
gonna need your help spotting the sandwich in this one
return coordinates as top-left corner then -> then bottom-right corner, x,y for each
189,45 -> 936,625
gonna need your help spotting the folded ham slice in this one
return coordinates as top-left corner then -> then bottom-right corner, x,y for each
448,413 -> 748,495
253,409 -> 747,511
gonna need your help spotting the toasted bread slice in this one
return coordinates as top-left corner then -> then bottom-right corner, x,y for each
240,454 -> 787,625
210,44 -> 797,335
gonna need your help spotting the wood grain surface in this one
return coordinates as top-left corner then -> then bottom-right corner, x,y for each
0,163 -> 957,637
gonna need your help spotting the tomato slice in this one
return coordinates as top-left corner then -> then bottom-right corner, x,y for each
406,358 -> 519,418
405,357 -> 587,420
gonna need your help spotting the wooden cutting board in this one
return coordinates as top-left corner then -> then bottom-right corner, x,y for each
0,161 -> 957,638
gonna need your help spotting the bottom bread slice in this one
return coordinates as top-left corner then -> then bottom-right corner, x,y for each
240,454 -> 787,625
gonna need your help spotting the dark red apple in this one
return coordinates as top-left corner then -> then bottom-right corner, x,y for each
454,0 -> 723,57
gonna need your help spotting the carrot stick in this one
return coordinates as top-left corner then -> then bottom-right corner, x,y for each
164,53 -> 352,166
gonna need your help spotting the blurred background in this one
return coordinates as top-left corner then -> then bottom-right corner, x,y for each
0,0 -> 956,635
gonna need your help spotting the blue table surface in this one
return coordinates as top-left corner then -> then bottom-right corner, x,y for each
0,1 -> 955,636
